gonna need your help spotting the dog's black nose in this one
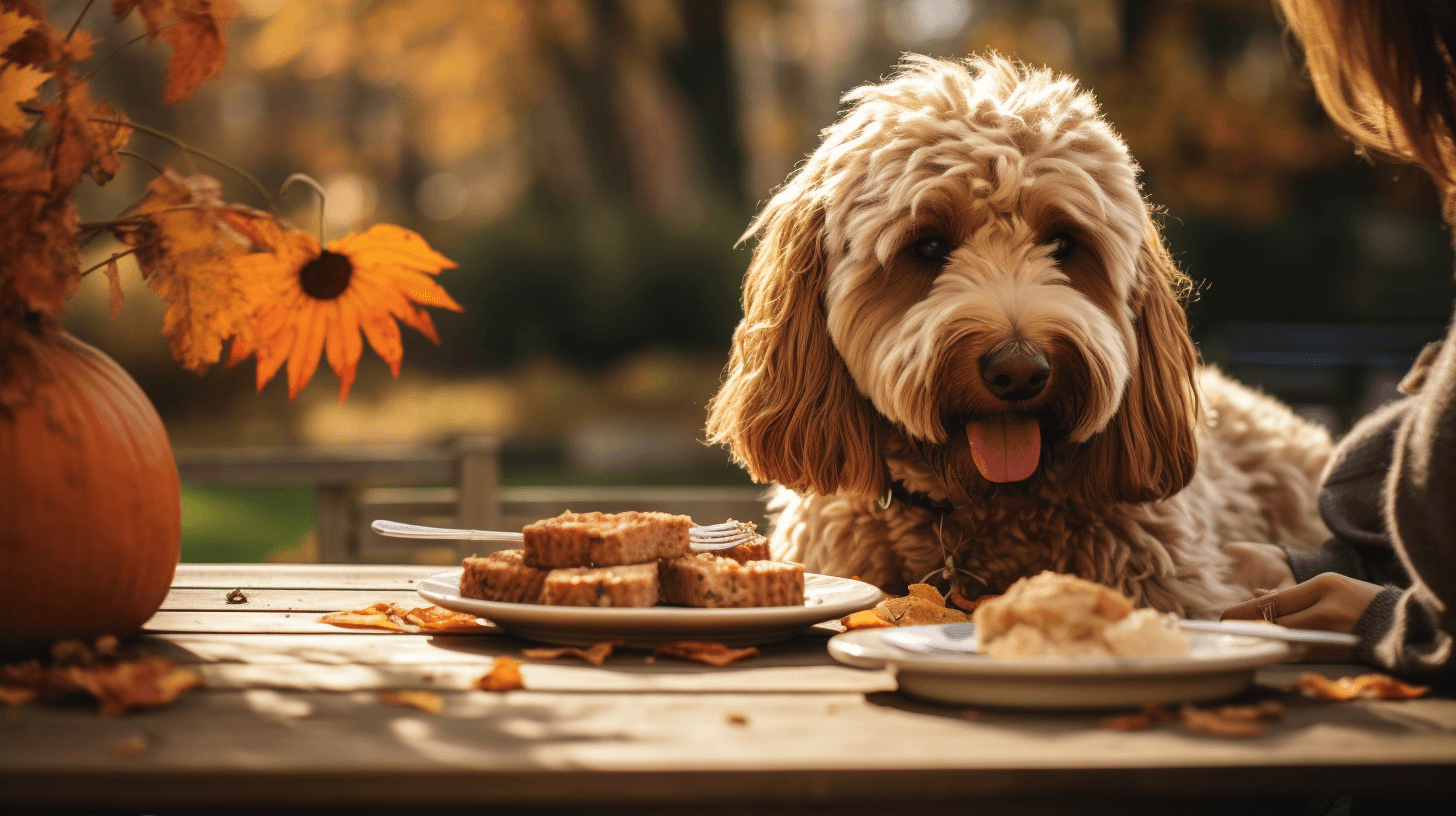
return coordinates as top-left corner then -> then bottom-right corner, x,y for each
981,345 -> 1050,401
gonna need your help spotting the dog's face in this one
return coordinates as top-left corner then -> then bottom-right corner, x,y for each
708,56 -> 1199,506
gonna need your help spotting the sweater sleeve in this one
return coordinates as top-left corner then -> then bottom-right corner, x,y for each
1371,324 -> 1456,677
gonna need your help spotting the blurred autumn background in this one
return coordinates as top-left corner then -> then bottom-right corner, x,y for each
47,0 -> 1456,562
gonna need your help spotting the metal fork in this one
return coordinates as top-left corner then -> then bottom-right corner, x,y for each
370,519 -> 761,552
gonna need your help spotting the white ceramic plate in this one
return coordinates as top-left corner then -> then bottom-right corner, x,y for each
828,622 -> 1293,710
418,569 -> 884,647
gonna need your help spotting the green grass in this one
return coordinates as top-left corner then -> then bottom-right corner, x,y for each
180,485 -> 315,563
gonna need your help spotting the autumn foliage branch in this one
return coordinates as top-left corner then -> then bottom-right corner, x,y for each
1,0 -> 461,406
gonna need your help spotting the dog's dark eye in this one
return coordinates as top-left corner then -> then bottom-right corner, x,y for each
911,236 -> 952,263
1046,232 -> 1075,262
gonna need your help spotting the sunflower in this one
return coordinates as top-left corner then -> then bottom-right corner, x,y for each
228,224 -> 461,400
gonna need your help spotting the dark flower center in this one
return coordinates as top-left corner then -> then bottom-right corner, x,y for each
299,251 -> 353,300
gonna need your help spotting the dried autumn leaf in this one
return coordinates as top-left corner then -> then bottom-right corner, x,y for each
476,657 -> 524,691
650,640 -> 760,667
1099,703 -> 1177,732
0,58 -> 48,136
839,609 -> 892,630
948,589 -> 1000,613
100,254 -> 124,318
319,602 -> 485,633
871,583 -> 971,627
400,605 -> 487,633
43,72 -> 132,191
0,147 -> 78,318
318,602 -> 408,632
112,169 -> 280,371
112,0 -> 240,104
227,223 -> 461,400
1294,672 -> 1430,701
521,641 -> 620,666
1179,704 -> 1270,738
0,685 -> 38,705
378,690 -> 444,714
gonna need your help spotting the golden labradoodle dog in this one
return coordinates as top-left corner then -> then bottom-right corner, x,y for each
706,56 -> 1332,618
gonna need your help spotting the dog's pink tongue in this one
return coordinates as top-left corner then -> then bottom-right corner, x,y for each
966,416 -> 1042,483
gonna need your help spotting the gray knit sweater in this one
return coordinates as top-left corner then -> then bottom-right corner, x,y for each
1287,335 -> 1455,678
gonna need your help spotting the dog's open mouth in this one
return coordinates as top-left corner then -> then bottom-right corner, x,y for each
965,415 -> 1041,483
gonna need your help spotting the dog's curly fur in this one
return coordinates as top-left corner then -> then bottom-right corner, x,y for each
706,56 -> 1333,618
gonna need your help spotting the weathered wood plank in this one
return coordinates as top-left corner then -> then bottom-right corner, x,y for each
141,611 -> 495,635
1,689 -> 1453,808
160,588 -> 426,612
172,563 -> 445,590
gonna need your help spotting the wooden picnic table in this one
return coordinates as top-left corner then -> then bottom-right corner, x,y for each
3,563 -> 1454,814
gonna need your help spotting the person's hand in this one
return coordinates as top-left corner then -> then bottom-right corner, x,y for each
1222,541 -> 1296,595
1221,572 -> 1384,633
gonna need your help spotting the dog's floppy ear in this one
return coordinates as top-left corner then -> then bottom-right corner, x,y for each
1078,216 -> 1200,503
705,196 -> 884,499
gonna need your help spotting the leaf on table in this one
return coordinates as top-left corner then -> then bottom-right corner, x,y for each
0,637 -> 203,717
378,690 -> 444,714
319,602 -> 485,633
648,641 -> 760,667
400,604 -> 488,633
1179,703 -> 1276,738
476,657 -> 524,691
948,589 -> 1000,613
1099,703 -> 1178,732
0,685 -> 38,705
839,609 -> 892,631
112,0 -> 241,104
871,583 -> 971,627
1294,672 -> 1430,701
521,641 -> 621,666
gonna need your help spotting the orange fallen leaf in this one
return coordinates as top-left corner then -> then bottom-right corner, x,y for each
872,583 -> 971,626
840,610 -> 892,630
1180,704 -> 1270,738
378,690 -> 444,714
651,641 -> 760,667
1099,703 -> 1178,731
948,589 -> 1000,613
521,641 -> 620,666
113,0 -> 241,104
319,602 -> 484,633
43,73 -> 132,191
1294,672 -> 1429,701
476,657 -> 524,691
0,685 -> 38,705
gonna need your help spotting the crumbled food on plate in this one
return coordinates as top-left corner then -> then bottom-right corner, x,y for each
973,571 -> 1189,658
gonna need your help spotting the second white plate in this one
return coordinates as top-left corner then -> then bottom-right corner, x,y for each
829,622 -> 1293,709
418,569 -> 884,647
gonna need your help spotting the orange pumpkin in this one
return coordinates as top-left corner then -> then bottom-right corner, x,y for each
0,333 -> 180,652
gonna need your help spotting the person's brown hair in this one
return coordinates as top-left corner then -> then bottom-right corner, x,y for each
1278,0 -> 1456,196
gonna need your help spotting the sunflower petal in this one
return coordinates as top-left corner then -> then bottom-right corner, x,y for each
359,311 -> 403,377
331,224 -> 457,273
327,298 -> 364,401
285,301 -> 330,399
398,305 -> 440,344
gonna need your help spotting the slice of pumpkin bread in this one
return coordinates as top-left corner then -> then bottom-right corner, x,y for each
523,510 -> 691,568
660,553 -> 805,608
542,562 -> 659,607
461,549 -> 547,604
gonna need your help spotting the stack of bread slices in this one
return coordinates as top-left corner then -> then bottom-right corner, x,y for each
460,511 -> 805,608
